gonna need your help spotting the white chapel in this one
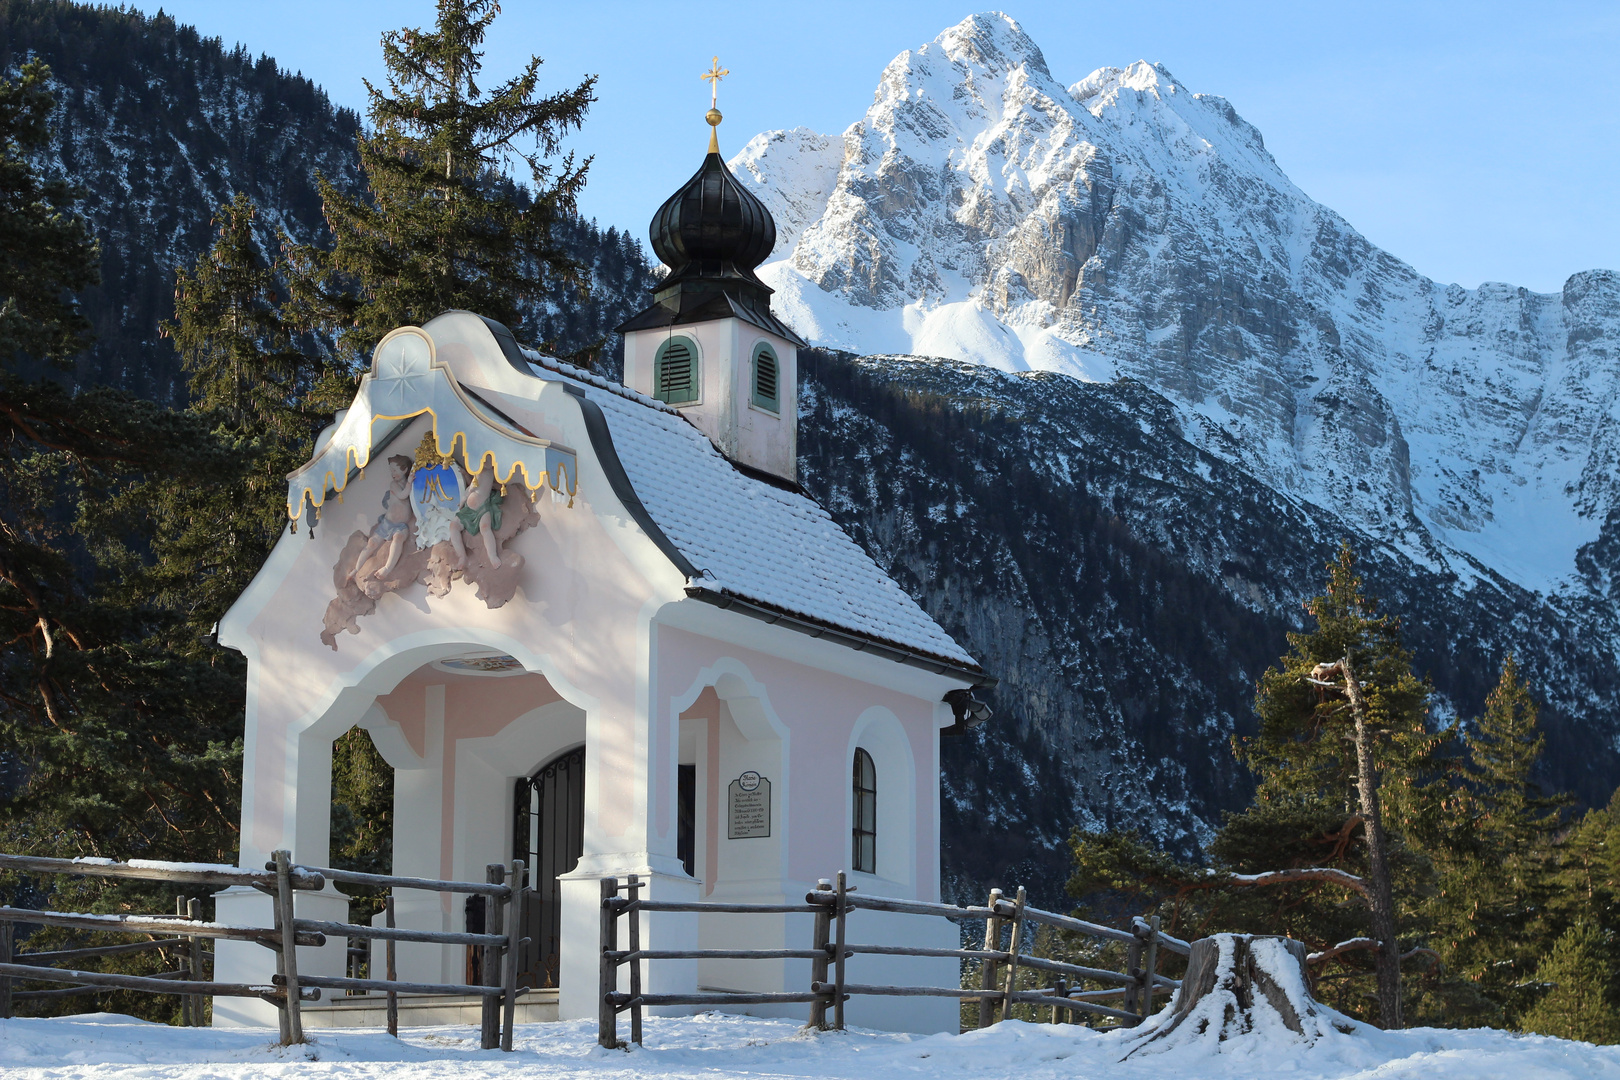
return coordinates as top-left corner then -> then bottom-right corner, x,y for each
211,104 -> 991,1034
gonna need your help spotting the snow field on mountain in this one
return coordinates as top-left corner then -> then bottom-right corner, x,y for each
734,12 -> 1620,599
2,1011 -> 1616,1080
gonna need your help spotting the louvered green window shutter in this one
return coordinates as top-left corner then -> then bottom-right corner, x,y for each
655,337 -> 698,405
752,343 -> 780,412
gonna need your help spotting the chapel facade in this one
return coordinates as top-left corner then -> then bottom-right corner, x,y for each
211,107 -> 989,1034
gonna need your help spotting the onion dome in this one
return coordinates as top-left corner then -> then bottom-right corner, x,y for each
615,97 -> 804,346
650,149 -> 776,293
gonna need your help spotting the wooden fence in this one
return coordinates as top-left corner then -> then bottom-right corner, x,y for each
598,871 -> 1190,1048
0,850 -> 532,1050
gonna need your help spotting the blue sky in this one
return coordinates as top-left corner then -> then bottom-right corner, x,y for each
129,1 -> 1617,293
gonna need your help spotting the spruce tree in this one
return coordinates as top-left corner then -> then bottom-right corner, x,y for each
1520,922 -> 1620,1044
290,0 -> 596,363
0,64 -> 250,1018
166,192 -> 329,431
0,59 -> 97,368
139,193 -> 347,621
161,193 -> 395,917
1428,657 -> 1566,1022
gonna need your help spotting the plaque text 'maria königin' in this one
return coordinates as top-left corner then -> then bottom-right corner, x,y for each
727,771 -> 771,839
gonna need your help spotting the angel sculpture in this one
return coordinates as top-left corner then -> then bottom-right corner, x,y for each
346,454 -> 417,584
458,459 -> 506,569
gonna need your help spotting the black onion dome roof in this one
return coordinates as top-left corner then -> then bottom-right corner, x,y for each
650,151 -> 776,288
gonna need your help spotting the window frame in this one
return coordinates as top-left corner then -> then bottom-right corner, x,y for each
852,747 -> 877,874
653,335 -> 701,406
750,341 -> 781,414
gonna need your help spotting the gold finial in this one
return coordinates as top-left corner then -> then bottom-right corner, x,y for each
701,56 -> 729,153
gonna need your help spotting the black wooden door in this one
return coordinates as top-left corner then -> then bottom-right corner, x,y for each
511,746 -> 584,988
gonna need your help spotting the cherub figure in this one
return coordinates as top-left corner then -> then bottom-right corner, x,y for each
458,459 -> 506,568
347,455 -> 417,583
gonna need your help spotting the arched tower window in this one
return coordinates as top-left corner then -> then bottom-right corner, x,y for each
852,748 -> 876,874
751,342 -> 780,413
655,336 -> 699,405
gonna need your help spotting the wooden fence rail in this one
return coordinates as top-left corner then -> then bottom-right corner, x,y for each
0,850 -> 530,1050
598,871 -> 1187,1048
0,853 -> 324,891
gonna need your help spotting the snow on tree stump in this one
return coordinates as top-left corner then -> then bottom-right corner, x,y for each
1124,934 -> 1358,1057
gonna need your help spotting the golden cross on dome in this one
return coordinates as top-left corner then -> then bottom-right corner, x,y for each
700,57 -> 729,153
701,56 -> 729,108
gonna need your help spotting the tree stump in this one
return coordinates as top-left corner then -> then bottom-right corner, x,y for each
1125,934 -> 1357,1057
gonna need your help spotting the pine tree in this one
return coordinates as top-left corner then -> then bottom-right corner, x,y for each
330,727 -> 394,922
1520,922 -> 1620,1044
158,191 -> 396,931
1429,657 -> 1566,1022
0,64 -> 250,1019
0,59 -> 96,367
290,0 -> 596,363
167,192 -> 327,430
1227,542 -> 1444,1027
138,193 -> 347,621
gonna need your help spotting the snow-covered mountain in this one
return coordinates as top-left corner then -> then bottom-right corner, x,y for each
735,12 -> 1620,603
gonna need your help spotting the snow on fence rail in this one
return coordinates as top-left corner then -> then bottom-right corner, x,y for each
0,851 -> 325,1031
0,850 -> 531,1051
597,871 -> 1190,1048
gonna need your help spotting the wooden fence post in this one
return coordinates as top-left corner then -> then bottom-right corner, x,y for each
976,887 -> 1002,1029
1140,915 -> 1161,1019
176,897 -> 190,1026
481,863 -> 504,1050
627,874 -> 642,1046
384,894 -> 398,1038
807,879 -> 833,1030
501,859 -> 524,1051
272,850 -> 304,1045
597,877 -> 619,1049
833,871 -> 848,1031
187,897 -> 203,1026
0,921 -> 12,1019
999,886 -> 1027,1023
1123,932 -> 1142,1018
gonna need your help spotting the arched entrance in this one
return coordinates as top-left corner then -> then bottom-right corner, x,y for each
512,746 -> 584,988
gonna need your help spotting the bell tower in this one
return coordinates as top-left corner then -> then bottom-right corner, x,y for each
617,59 -> 806,484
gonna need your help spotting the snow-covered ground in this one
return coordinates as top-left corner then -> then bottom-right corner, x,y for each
1,1012 -> 1615,1080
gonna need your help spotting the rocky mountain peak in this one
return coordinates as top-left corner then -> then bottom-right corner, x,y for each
739,16 -> 1620,609
1069,59 -> 1178,104
930,11 -> 1053,82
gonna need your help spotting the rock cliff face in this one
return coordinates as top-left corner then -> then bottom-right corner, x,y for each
739,13 -> 1620,607
749,14 -> 1620,897
796,349 -> 1620,901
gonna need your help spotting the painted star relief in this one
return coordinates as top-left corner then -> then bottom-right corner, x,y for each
370,331 -> 435,417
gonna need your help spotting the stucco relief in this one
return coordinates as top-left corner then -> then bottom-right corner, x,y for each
319,432 -> 540,648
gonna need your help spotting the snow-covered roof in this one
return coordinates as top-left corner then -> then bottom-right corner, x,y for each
520,351 -> 980,673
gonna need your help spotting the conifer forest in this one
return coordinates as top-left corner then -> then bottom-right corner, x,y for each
1,0 -> 1618,1041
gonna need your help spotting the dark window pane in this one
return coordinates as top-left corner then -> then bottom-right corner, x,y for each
852,748 -> 876,874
